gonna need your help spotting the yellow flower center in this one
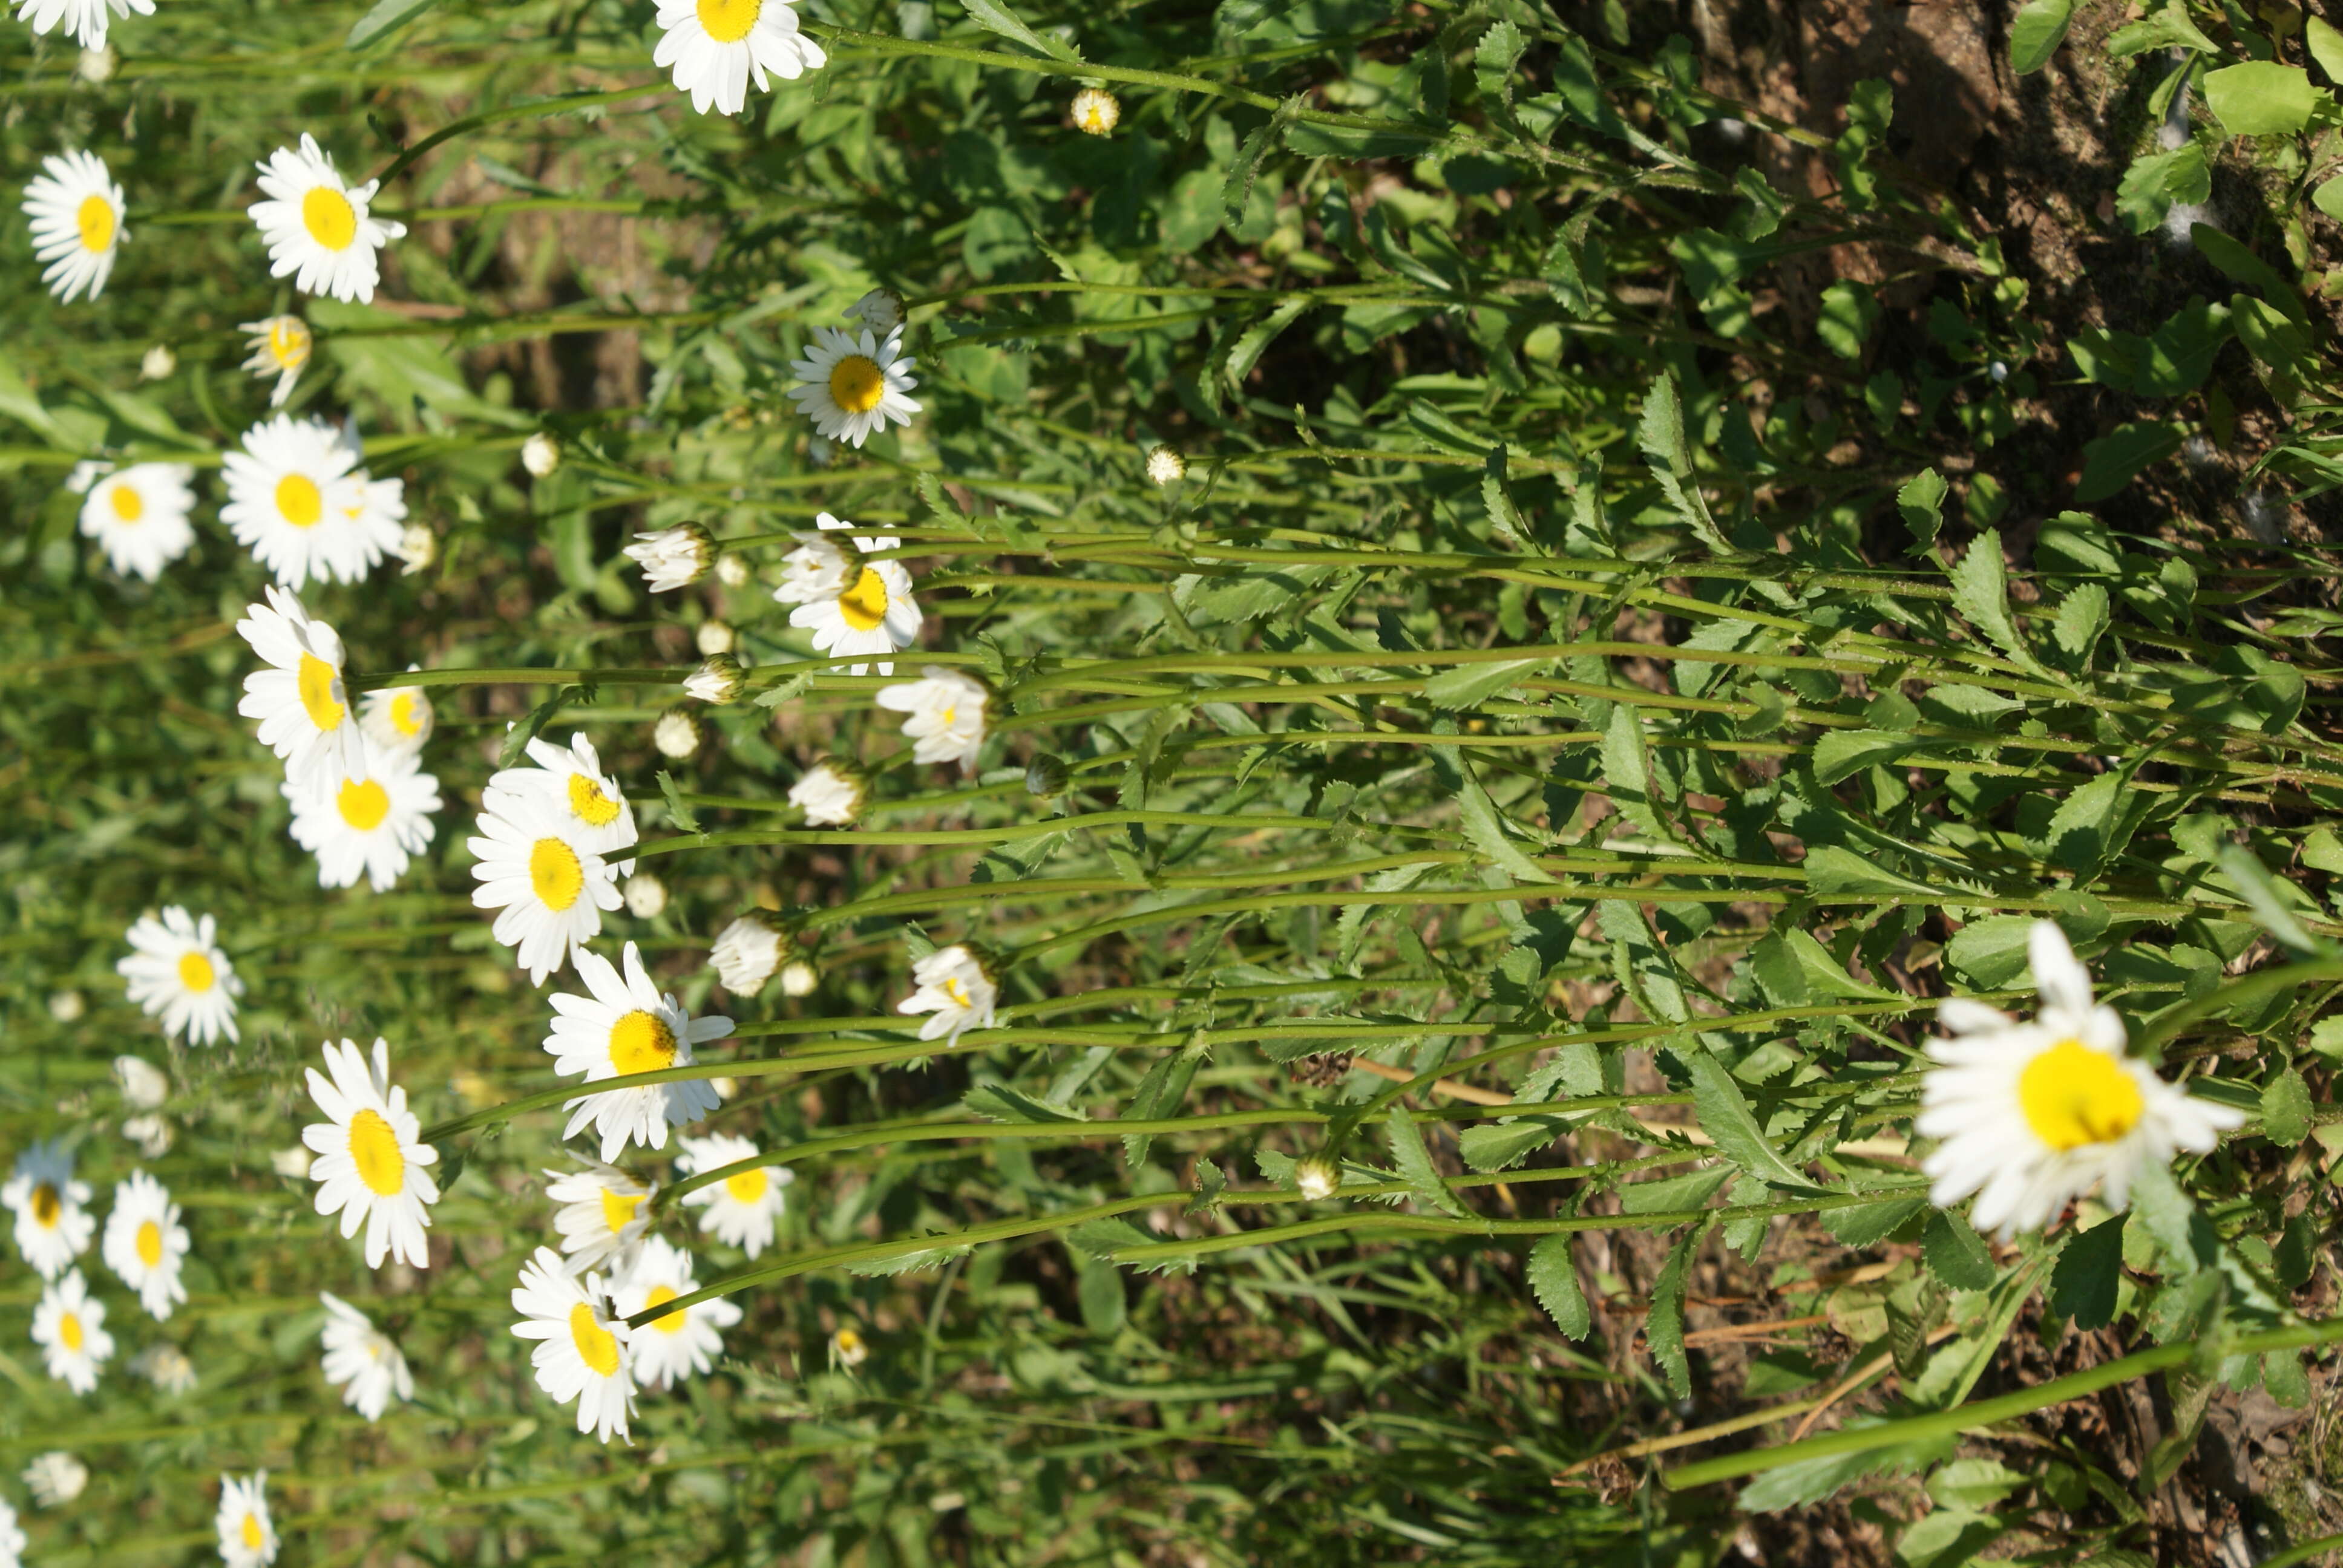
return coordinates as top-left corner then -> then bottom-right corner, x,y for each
609,1010 -> 678,1076
59,1312 -> 83,1353
31,1182 -> 60,1228
598,1186 -> 644,1235
837,567 -> 890,632
298,652 -> 346,731
942,976 -> 972,1008
2018,1039 -> 2146,1152
348,1108 -> 407,1195
178,950 -> 216,993
270,319 -> 311,369
529,837 -> 583,910
336,777 -> 391,831
302,185 -> 358,251
275,472 -> 323,528
569,1301 -> 620,1376
137,1218 -> 164,1268
827,354 -> 886,414
76,194 -> 115,252
643,1282 -> 687,1335
697,0 -> 762,42
725,1169 -> 769,1204
938,704 -> 956,727
109,482 -> 144,523
241,1513 -> 265,1551
568,772 -> 622,828
388,691 -> 425,737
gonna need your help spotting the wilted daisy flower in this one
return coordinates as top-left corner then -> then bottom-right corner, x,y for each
786,325 -> 919,448
510,1246 -> 635,1443
875,666 -> 989,769
545,1163 -> 656,1276
239,316 -> 312,408
76,461 -> 197,580
5,1140 -> 94,1281
317,1292 -> 412,1421
133,1341 -> 196,1394
359,673 -> 434,755
830,1325 -> 868,1369
284,739 -> 441,892
488,734 -> 637,875
24,1450 -> 87,1506
522,431 -> 560,477
1919,921 -> 2247,1240
899,944 -> 998,1048
709,910 -> 786,995
654,707 -> 701,760
32,1270 -> 112,1393
119,906 -> 243,1046
611,1234 -> 741,1389
22,148 -> 125,301
790,758 -> 865,826
675,1132 -> 791,1258
223,414 -> 400,589
1071,87 -> 1120,135
845,288 -> 905,336
774,524 -> 919,676
685,653 -> 746,704
652,0 -> 825,117
300,1037 -> 440,1269
122,1114 -> 173,1160
1294,1154 -> 1340,1201
249,134 -> 404,304
101,1171 -> 189,1320
623,522 -> 713,592
546,941 -> 730,1163
237,585 -> 367,789
113,1054 -> 168,1109
623,874 -> 667,919
217,1472 -> 277,1568
468,788 -> 622,984
1145,444 -> 1185,486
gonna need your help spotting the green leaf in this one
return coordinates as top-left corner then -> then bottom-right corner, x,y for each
957,0 -> 1083,61
2106,1 -> 2220,56
1802,844 -> 1942,902
2052,584 -> 2111,665
1646,1221 -> 1708,1399
1636,371 -> 1689,474
1423,658 -> 1547,710
1075,1253 -> 1126,1334
2074,422 -> 2184,505
1457,757 -> 1556,884
2189,223 -> 2307,322
1222,298 -> 1311,391
2263,1068 -> 2313,1146
1472,17 -> 1527,116
1122,1042 -> 1207,1166
654,769 -> 698,832
1816,280 -> 1878,359
2310,16 -> 2343,82
752,666 -> 816,711
1386,1106 -> 1470,1218
2216,843 -> 2331,956
0,348 -> 64,443
1686,1048 -> 1818,1190
1944,915 -> 2034,988
1222,117 -> 1279,224
1897,468 -> 1947,550
1751,926 -> 1896,1005
1814,728 -> 1922,788
1921,1210 -> 1996,1291
1950,529 -> 2037,670
2115,142 -> 2211,235
2048,1216 -> 2126,1329
1600,704 -> 1674,843
2043,771 -> 2139,875
2132,296 -> 2231,396
1527,1233 -> 1591,1340
962,1082 -> 1087,1123
346,0 -> 441,48
2008,0 -> 2074,73
2316,172 -> 2343,222
2203,62 -> 2320,137
2232,293 -> 2309,372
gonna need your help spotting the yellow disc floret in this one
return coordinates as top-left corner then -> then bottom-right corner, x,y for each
828,354 -> 886,414
337,777 -> 391,831
529,837 -> 585,910
608,1009 -> 679,1076
696,0 -> 762,41
302,186 -> 358,251
837,567 -> 890,632
349,1108 -> 407,1195
77,194 -> 115,252
178,950 -> 217,993
569,1301 -> 620,1376
297,652 -> 346,731
568,772 -> 623,828
2019,1039 -> 2145,1151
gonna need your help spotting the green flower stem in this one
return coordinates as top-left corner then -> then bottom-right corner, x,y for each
2136,959 -> 2343,1054
630,807 -> 1457,857
369,83 -> 673,187
2263,1532 -> 2343,1568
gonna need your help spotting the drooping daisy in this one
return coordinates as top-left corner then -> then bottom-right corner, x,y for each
786,325 -> 919,448
1918,921 -> 2247,1240
22,148 -> 125,301
299,1037 -> 440,1269
544,1162 -> 657,1276
284,738 -> 441,892
119,906 -> 244,1047
217,1471 -> 277,1568
23,1450 -> 87,1506
652,0 -> 826,118
675,1132 -> 791,1259
240,316 -> 312,408
897,944 -> 998,1048
708,911 -> 787,995
31,1270 -> 113,1393
510,1246 -> 635,1443
236,584 -> 367,790
100,1170 -> 189,1320
488,734 -> 637,875
845,288 -> 904,336
612,1234 -> 741,1390
249,134 -> 404,304
359,671 -> 434,755
789,758 -> 865,826
468,789 -> 622,984
684,654 -> 745,704
76,461 -> 197,580
317,1292 -> 413,1421
221,415 -> 386,589
622,522 -> 713,593
773,523 -> 919,676
874,667 -> 989,769
5,1140 -> 94,1281
545,941 -> 730,1163
113,1054 -> 169,1109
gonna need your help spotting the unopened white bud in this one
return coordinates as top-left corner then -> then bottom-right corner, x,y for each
122,1113 -> 172,1160
624,873 -> 668,918
781,959 -> 819,997
624,522 -> 715,593
654,708 -> 701,760
398,523 -> 436,575
845,289 -> 906,336
684,653 -> 746,704
1145,444 -> 1185,486
77,45 -> 114,82
48,990 -> 85,1023
270,1147 -> 313,1180
139,344 -> 175,381
522,431 -> 562,477
111,1054 -> 168,1109
1294,1155 -> 1340,1202
1072,87 -> 1120,136
715,552 -> 751,588
695,619 -> 736,657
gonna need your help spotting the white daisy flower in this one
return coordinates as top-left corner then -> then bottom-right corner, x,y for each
332,418 -> 408,564
249,134 -> 404,304
775,528 -> 919,676
11,0 -> 148,48
546,941 -> 730,1163
23,1450 -> 87,1506
675,1132 -> 791,1259
845,288 -> 905,336
1918,921 -> 2248,1240
284,738 -> 441,893
545,1161 -> 657,1277
221,415 -> 396,589
654,708 -> 701,760
119,906 -> 244,1047
708,911 -> 787,995
113,1054 -> 169,1109
299,1037 -> 440,1269
237,586 -> 367,791
5,1140 -> 95,1281
897,944 -> 998,1048
317,1292 -> 412,1422
468,788 -> 622,984
31,1269 -> 112,1394
652,0 -> 825,117
789,759 -> 865,826
622,522 -> 713,593
123,1114 -> 174,1160
874,666 -> 989,769
1070,87 -> 1120,135
100,1170 -> 189,1321
0,1497 -> 21,1568
684,653 -> 746,704
488,734 -> 637,876
76,461 -> 197,580
787,325 -> 919,448
239,316 -> 312,408
623,873 -> 667,919
359,674 -> 434,756
1145,444 -> 1185,485
217,1471 -> 277,1568
133,1341 -> 197,1393
510,1246 -> 635,1443
22,148 -> 125,300
522,431 -> 561,477
611,1234 -> 741,1390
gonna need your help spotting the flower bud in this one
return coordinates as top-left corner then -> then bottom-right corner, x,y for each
832,1325 -> 870,1368
624,872 -> 667,918
522,431 -> 562,477
398,523 -> 436,575
1072,87 -> 1121,136
684,653 -> 746,704
77,45 -> 114,82
624,521 -> 716,593
112,1054 -> 168,1109
710,910 -> 788,993
781,959 -> 819,997
790,757 -> 868,826
1024,753 -> 1070,798
122,1114 -> 172,1159
695,619 -> 736,658
48,990 -> 85,1023
654,707 -> 702,760
1294,1155 -> 1340,1202
270,1147 -> 313,1180
1144,444 -> 1185,486
846,289 -> 907,336
715,552 -> 751,588
140,344 -> 175,381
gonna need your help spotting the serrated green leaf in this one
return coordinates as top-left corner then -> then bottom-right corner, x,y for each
1646,1220 -> 1708,1399
1813,728 -> 1922,787
1801,844 -> 1941,902
1527,1233 -> 1590,1339
1950,528 -> 2039,671
1921,1210 -> 1996,1291
1686,1048 -> 1818,1191
1122,1042 -> 1207,1166
2106,1 -> 2220,56
1897,467 -> 1947,550
1386,1105 -> 1470,1218
2263,1067 -> 2313,1146
958,0 -> 1083,61
1458,757 -> 1556,884
962,1082 -> 1086,1123
655,768 -> 698,832
1636,371 -> 1688,474
1423,658 -> 1546,710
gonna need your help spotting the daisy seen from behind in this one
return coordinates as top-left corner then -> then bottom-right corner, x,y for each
236,586 -> 366,790
75,461 -> 197,580
489,733 -> 637,875
100,1170 -> 188,1320
284,737 -> 441,892
612,1234 -> 741,1390
653,0 -> 825,118
772,514 -> 919,675
545,941 -> 730,1162
470,788 -> 621,984
622,521 -> 713,592
318,1292 -> 413,1421
23,1451 -> 86,1506
249,134 -> 404,304
709,911 -> 787,995
22,148 -> 125,301
32,1269 -> 112,1394
300,1037 -> 439,1269
1918,920 -> 2247,1240
222,414 -> 398,588
511,1246 -> 635,1443
790,757 -> 865,826
119,906 -> 243,1046
545,1162 -> 656,1276
217,1471 -> 277,1568
360,669 -> 434,755
899,944 -> 998,1048
4,1140 -> 93,1279
875,666 -> 988,769
240,316 -> 312,407
675,1131 -> 791,1259
787,325 -> 919,448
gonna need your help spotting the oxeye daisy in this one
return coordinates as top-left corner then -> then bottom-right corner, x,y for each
545,1162 -> 657,1276
119,906 -> 244,1045
1918,921 -> 2247,1240
510,1246 -> 635,1443
332,418 -> 408,568
489,734 -> 637,875
612,1234 -> 741,1389
221,414 -> 390,589
23,1450 -> 87,1506
11,0 -> 149,48
100,1171 -> 188,1320
789,757 -> 866,826
545,941 -> 730,1163
237,586 -> 366,790
31,1270 -> 112,1394
317,1292 -> 412,1421
217,1472 -> 277,1568
299,1037 -> 439,1269
113,1054 -> 169,1110
240,315 -> 312,407
708,910 -> 787,995
0,1498 -> 21,1568
897,943 -> 998,1048
22,148 -> 125,301
249,134 -> 405,304
773,524 -> 919,676
786,325 -> 919,448
874,666 -> 989,769
76,461 -> 198,581
652,0 -> 826,118
4,1140 -> 94,1280
845,288 -> 905,336
134,1342 -> 196,1394
622,522 -> 713,593
359,670 -> 434,755
675,1132 -> 792,1258
283,738 -> 441,892
468,788 -> 622,984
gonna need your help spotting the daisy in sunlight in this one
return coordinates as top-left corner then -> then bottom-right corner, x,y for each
22,148 -> 125,299
652,0 -> 825,118
300,1037 -> 439,1269
249,134 -> 404,304
787,325 -> 919,448
119,907 -> 243,1046
545,941 -> 730,1163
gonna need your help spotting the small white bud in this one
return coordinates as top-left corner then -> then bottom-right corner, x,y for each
654,708 -> 702,760
76,45 -> 114,82
1144,444 -> 1186,486
398,523 -> 437,575
1294,1155 -> 1340,1202
111,1054 -> 168,1109
1988,360 -> 2009,384
1072,87 -> 1121,136
710,912 -> 787,993
270,1146 -> 313,1180
684,653 -> 747,704
122,1113 -> 172,1160
695,619 -> 736,657
522,431 -> 562,477
624,873 -> 668,918
715,552 -> 751,588
48,990 -> 85,1023
139,344 -> 175,381
624,522 -> 716,593
845,289 -> 907,337
781,959 -> 819,997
